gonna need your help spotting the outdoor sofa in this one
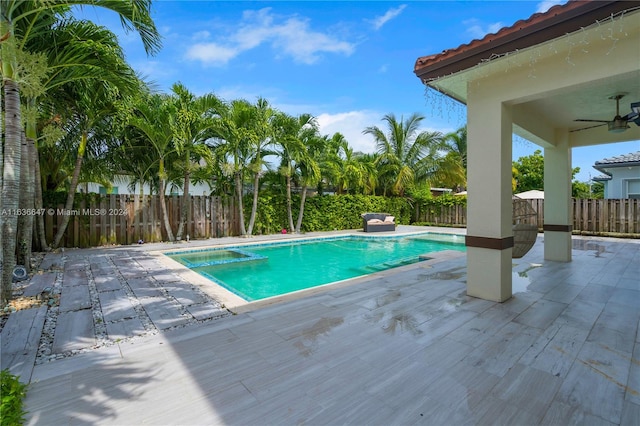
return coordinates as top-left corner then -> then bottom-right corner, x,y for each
361,213 -> 396,232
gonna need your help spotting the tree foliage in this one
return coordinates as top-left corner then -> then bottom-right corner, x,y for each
513,149 -> 580,193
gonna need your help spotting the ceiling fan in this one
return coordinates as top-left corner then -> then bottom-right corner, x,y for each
572,94 -> 640,133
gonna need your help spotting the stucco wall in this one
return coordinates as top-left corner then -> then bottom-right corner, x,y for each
601,166 -> 640,199
78,178 -> 213,196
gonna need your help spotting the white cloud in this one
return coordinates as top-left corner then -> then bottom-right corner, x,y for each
185,43 -> 239,66
378,64 -> 388,73
192,30 -> 210,41
463,19 -> 504,39
368,5 -> 407,31
272,18 -> 355,64
185,8 -> 355,66
317,111 -> 381,153
536,0 -> 566,14
234,8 -> 276,50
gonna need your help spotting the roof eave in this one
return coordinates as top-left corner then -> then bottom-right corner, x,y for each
414,1 -> 637,84
594,161 -> 640,170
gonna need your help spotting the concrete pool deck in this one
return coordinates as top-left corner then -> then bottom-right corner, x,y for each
2,226 -> 639,424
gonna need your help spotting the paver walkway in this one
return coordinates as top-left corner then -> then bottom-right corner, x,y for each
16,234 -> 640,425
1,245 -> 229,382
0,306 -> 47,382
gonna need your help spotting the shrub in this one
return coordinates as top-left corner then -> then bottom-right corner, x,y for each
247,194 -> 412,234
1,369 -> 28,426
414,193 -> 466,223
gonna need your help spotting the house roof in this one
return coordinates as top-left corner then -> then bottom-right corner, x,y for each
592,174 -> 612,182
593,150 -> 640,172
593,151 -> 640,179
414,0 -> 640,83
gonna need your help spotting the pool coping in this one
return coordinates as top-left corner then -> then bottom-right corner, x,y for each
152,230 -> 467,314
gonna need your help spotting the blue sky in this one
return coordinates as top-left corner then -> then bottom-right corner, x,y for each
77,1 -> 639,183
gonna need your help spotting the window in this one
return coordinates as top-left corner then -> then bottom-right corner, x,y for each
626,179 -> 640,199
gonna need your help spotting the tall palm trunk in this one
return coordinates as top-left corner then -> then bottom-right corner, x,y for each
23,100 -> 43,253
236,171 -> 247,236
285,174 -> 295,233
176,157 -> 190,241
52,131 -> 88,248
2,78 -> 23,304
0,67 -> 4,304
158,158 -> 175,242
17,133 -> 34,273
246,170 -> 260,235
33,142 -> 49,251
294,184 -> 308,233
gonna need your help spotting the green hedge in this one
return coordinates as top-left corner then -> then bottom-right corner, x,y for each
417,193 -> 466,210
414,193 -> 466,219
249,194 -> 412,235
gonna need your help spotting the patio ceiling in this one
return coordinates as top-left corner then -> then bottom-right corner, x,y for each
512,69 -> 640,148
415,0 -> 640,149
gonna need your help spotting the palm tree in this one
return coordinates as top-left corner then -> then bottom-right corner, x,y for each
128,93 -> 177,242
48,31 -> 140,249
440,125 -> 468,190
1,32 -> 25,303
318,132 -> 347,194
333,143 -> 378,195
443,125 -> 467,170
211,99 -> 257,236
24,19 -> 144,253
17,133 -> 34,272
170,83 -> 221,240
1,0 -> 160,304
294,134 -> 322,233
273,112 -> 318,233
245,98 -> 276,236
363,113 -> 443,196
353,152 -> 379,195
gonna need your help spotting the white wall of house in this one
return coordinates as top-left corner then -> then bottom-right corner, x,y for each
78,177 -> 213,196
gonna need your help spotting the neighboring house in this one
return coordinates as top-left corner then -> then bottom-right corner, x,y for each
430,187 -> 453,197
78,174 -> 213,196
592,151 -> 640,199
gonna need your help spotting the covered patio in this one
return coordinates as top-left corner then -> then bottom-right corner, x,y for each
414,0 -> 640,302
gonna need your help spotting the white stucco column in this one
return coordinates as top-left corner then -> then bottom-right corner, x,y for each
466,92 -> 513,302
543,131 -> 572,261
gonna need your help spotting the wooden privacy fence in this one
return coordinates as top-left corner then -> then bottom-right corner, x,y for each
45,195 -> 240,248
415,198 -> 640,235
45,196 -> 640,247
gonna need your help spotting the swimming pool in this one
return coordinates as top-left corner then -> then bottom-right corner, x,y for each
166,233 -> 465,301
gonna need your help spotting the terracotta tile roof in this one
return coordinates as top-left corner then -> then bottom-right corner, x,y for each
414,0 -> 640,82
594,151 -> 640,167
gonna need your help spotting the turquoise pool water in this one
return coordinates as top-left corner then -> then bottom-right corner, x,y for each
167,234 -> 465,301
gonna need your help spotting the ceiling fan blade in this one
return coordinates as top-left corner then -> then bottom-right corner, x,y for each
570,123 -> 607,132
621,111 -> 639,121
574,119 -> 610,123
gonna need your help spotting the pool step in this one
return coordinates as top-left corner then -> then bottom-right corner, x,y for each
357,256 -> 424,274
180,249 -> 267,268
